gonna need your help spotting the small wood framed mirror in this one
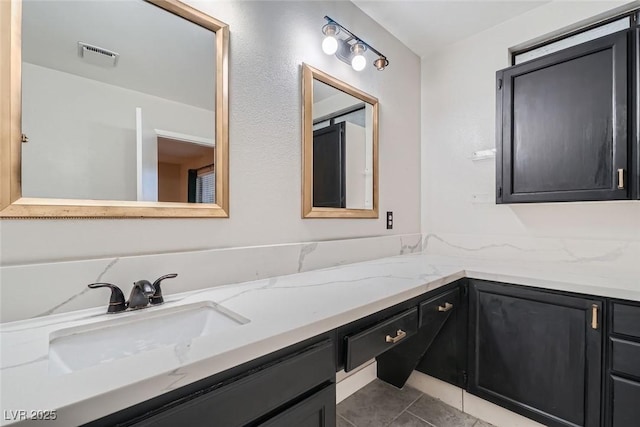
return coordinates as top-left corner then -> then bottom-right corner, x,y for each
301,63 -> 379,218
0,0 -> 229,218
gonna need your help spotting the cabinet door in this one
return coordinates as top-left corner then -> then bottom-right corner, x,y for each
497,30 -> 630,203
260,385 -> 336,427
468,280 -> 603,427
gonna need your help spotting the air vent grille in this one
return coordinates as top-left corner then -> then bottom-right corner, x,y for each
77,42 -> 119,67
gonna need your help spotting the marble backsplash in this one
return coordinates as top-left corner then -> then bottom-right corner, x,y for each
0,233 -> 423,323
2,230 -> 637,323
422,232 -> 640,277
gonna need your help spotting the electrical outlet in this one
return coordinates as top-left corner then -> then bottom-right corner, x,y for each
386,211 -> 393,229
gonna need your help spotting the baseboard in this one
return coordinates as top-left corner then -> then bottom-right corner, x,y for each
336,360 -> 377,404
406,371 -> 463,410
406,371 -> 545,427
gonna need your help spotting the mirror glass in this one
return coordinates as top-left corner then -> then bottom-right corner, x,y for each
312,79 -> 374,210
302,63 -> 378,218
21,0 -> 216,204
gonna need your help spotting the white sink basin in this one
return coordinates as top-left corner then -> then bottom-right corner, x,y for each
48,301 -> 249,375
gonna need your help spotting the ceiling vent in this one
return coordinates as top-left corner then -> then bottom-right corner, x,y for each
77,42 -> 119,67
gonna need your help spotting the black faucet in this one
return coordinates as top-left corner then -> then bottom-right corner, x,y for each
88,273 -> 178,314
128,280 -> 156,310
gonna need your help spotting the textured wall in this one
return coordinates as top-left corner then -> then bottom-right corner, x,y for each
0,1 -> 421,321
0,1 -> 421,266
421,1 -> 640,258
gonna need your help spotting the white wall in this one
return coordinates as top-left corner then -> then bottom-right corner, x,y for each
0,1 -> 421,321
1,1 -> 421,266
21,63 -> 214,201
421,1 -> 640,261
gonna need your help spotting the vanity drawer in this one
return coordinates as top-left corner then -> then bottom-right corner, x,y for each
344,308 -> 418,372
612,303 -> 640,338
611,376 -> 640,427
419,287 -> 459,327
131,339 -> 335,427
612,338 -> 640,379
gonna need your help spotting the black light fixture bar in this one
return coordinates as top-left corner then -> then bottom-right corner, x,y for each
324,16 -> 385,58
323,15 -> 389,71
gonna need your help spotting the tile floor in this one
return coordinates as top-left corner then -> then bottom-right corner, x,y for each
337,380 -> 494,427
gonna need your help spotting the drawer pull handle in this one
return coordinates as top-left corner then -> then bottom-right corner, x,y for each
438,302 -> 453,312
385,329 -> 407,344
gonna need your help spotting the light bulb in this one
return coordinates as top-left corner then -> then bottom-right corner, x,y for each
322,36 -> 338,55
351,54 -> 366,71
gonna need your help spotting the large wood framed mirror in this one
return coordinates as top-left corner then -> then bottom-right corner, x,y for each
302,63 -> 378,218
0,0 -> 229,218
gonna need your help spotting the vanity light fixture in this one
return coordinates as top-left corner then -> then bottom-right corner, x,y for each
321,16 -> 389,72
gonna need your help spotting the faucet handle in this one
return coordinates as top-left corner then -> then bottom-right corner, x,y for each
150,273 -> 178,305
88,283 -> 127,314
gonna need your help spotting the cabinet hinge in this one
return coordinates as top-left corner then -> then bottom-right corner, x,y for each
21,134 -> 29,143
497,79 -> 503,90
461,284 -> 468,297
463,371 -> 468,387
498,187 -> 502,198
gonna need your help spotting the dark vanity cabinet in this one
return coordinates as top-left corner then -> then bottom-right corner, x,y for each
606,300 -> 640,427
82,277 -> 640,427
496,29 -> 635,203
336,280 -> 466,388
85,334 -> 337,427
468,280 -> 603,427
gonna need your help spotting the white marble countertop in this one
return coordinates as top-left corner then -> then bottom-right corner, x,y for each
0,253 -> 638,426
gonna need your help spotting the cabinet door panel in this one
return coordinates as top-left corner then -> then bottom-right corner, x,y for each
498,30 -> 630,203
611,376 -> 640,427
260,385 -> 336,427
468,280 -> 602,427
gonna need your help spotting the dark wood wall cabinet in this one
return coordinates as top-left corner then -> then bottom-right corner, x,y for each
496,27 -> 640,203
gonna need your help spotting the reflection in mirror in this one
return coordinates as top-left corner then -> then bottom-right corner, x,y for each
312,80 -> 374,210
21,0 -> 215,203
302,64 -> 378,218
0,0 -> 229,218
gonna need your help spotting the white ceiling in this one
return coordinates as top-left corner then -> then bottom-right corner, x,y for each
352,0 -> 550,57
22,0 -> 216,110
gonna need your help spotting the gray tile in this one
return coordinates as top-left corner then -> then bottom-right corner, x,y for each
390,411 -> 434,427
473,420 -> 495,427
337,414 -> 357,427
407,395 -> 477,427
337,380 -> 422,427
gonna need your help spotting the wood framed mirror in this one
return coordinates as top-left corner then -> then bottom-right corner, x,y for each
302,63 -> 379,218
0,0 -> 229,218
